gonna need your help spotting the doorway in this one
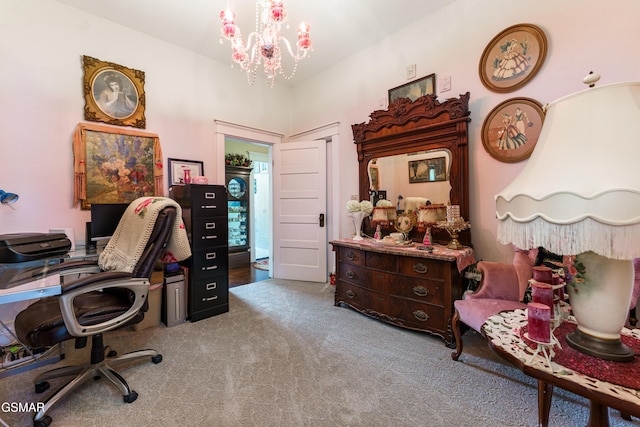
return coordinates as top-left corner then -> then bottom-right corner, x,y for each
224,138 -> 271,266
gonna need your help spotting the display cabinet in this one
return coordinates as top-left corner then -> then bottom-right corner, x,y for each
226,166 -> 252,268
169,184 -> 229,321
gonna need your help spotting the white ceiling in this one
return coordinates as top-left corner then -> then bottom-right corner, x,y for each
52,0 -> 454,84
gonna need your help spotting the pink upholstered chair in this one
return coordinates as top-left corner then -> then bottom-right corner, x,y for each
451,248 -> 538,361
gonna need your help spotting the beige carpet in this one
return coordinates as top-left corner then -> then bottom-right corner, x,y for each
0,279 -> 636,427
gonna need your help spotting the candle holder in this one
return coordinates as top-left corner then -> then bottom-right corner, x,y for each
434,219 -> 471,250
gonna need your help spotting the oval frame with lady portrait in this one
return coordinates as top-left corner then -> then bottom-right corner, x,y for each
82,55 -> 146,129
481,97 -> 545,163
479,23 -> 548,93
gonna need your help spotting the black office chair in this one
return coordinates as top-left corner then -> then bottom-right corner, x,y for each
14,202 -> 179,427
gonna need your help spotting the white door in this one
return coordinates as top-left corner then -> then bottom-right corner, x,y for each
273,140 -> 327,282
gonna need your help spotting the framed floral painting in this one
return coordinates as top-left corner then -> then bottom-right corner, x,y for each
82,55 -> 146,129
479,24 -> 547,93
72,123 -> 163,209
481,97 -> 545,163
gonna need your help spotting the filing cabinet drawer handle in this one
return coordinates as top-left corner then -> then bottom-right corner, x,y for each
413,263 -> 428,274
205,222 -> 216,229
345,289 -> 356,298
205,252 -> 217,260
206,282 -> 217,290
346,251 -> 356,261
203,266 -> 218,271
202,235 -> 218,240
203,296 -> 219,301
346,270 -> 356,279
413,286 -> 429,297
413,310 -> 429,322
200,205 -> 217,209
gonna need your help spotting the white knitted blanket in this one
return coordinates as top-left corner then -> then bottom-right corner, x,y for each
98,197 -> 192,273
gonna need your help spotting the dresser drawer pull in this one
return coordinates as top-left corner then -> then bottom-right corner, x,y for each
413,262 -> 428,274
206,282 -> 217,290
345,289 -> 356,298
346,270 -> 356,279
346,251 -> 356,261
205,222 -> 216,229
413,286 -> 429,297
413,310 -> 430,322
203,296 -> 219,301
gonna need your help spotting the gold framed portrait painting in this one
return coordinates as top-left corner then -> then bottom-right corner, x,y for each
481,97 -> 545,163
82,55 -> 146,129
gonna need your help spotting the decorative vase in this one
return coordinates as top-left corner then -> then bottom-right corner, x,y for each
347,211 -> 368,241
566,251 -> 635,361
183,169 -> 192,184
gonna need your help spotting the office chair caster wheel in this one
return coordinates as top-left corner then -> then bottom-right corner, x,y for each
107,350 -> 117,357
123,391 -> 138,403
35,382 -> 50,394
152,354 -> 163,364
33,415 -> 52,427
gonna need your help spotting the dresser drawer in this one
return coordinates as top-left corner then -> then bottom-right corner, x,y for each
397,257 -> 442,280
392,276 -> 443,306
337,247 -> 365,266
365,251 -> 396,272
191,247 -> 228,278
190,275 -> 229,312
191,216 -> 228,249
390,296 -> 445,333
191,186 -> 226,217
335,281 -> 371,312
338,262 -> 371,285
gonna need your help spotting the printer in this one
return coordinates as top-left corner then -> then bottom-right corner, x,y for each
0,233 -> 72,263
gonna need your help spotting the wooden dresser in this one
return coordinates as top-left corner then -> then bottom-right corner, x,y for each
331,238 -> 474,347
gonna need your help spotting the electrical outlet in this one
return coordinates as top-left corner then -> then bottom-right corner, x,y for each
351,195 -> 359,200
406,64 -> 416,80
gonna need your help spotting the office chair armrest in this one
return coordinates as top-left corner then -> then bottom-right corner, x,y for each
58,273 -> 150,337
59,259 -> 102,277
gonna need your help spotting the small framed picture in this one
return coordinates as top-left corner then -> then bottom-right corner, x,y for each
168,158 -> 204,185
408,157 -> 447,183
481,97 -> 545,163
388,73 -> 436,103
82,55 -> 146,128
479,23 -> 547,93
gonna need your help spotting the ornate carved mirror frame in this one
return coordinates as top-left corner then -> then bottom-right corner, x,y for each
352,93 -> 472,245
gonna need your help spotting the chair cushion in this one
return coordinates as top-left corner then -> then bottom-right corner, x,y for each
15,291 -> 144,349
455,298 -> 527,333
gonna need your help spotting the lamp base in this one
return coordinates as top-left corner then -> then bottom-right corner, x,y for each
566,328 -> 634,362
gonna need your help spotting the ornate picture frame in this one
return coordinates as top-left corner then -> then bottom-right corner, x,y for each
82,55 -> 146,128
72,123 -> 163,209
478,24 -> 547,93
388,73 -> 436,103
168,158 -> 204,186
481,97 -> 545,163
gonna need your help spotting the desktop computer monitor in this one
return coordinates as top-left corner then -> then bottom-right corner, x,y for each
89,203 -> 129,243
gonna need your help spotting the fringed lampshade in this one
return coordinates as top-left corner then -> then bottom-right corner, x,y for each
495,76 -> 640,361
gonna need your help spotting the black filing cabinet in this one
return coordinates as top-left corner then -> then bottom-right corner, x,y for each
170,184 -> 229,321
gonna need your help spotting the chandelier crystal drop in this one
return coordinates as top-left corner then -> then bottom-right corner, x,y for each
219,1 -> 313,87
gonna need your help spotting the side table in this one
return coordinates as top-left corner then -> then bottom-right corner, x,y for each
483,309 -> 640,427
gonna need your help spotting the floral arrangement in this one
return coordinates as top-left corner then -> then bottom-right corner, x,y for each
563,254 -> 587,290
101,158 -> 150,193
225,152 -> 252,167
376,199 -> 393,207
346,199 -> 373,215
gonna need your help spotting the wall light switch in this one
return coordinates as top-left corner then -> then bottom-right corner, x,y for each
441,75 -> 452,92
406,64 -> 416,80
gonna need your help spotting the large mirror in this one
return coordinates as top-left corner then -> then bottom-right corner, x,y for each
352,93 -> 471,245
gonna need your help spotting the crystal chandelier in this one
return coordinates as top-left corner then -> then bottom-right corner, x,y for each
219,1 -> 313,87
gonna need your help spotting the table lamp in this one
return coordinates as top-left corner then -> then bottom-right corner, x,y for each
495,74 -> 640,361
0,189 -> 19,205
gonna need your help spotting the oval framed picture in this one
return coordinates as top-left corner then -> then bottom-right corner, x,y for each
479,23 -> 548,93
481,97 -> 545,163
